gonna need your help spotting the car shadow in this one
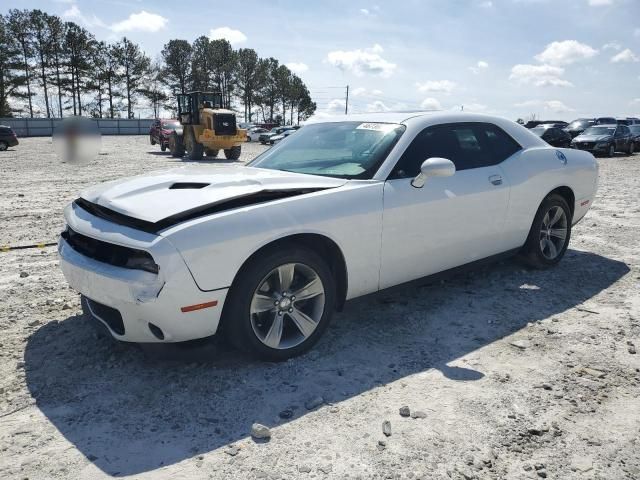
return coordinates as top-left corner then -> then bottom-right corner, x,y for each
24,249 -> 629,476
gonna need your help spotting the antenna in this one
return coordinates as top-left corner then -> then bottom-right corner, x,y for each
345,85 -> 349,115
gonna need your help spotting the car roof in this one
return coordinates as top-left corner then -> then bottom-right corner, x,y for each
592,124 -> 617,127
306,110 -> 441,125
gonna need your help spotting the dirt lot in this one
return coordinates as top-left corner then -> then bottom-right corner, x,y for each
0,136 -> 639,480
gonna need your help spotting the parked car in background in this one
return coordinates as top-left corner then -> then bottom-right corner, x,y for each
628,125 -> 640,144
0,125 -> 19,151
571,124 -> 634,156
530,125 -> 572,148
58,111 -> 598,359
616,117 -> 640,126
259,126 -> 294,144
149,119 -> 181,152
269,129 -> 297,145
564,118 -> 595,138
594,117 -> 616,125
247,127 -> 269,142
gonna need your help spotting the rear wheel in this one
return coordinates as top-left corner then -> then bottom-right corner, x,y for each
0,141 -> 7,151
160,143 -> 167,152
150,135 -> 156,145
205,148 -> 219,158
521,194 -> 572,269
224,146 -> 241,160
608,144 -> 615,157
223,246 -> 336,361
185,127 -> 203,160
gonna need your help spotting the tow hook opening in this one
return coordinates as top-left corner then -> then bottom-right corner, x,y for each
148,322 -> 165,340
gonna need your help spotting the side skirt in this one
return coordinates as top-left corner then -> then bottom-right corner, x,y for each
344,248 -> 521,307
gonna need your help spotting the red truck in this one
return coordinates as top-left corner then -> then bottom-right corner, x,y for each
149,119 -> 180,152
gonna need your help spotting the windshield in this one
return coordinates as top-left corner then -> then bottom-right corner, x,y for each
629,125 -> 640,134
162,122 -> 179,130
249,121 -> 406,179
583,126 -> 615,136
530,127 -> 546,136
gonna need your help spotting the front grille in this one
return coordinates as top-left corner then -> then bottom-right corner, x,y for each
61,227 -> 159,274
575,142 -> 595,150
83,296 -> 125,335
214,114 -> 237,135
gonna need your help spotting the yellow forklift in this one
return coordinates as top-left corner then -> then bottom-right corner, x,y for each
169,91 -> 246,160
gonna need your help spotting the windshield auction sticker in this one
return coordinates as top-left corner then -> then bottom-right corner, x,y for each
356,123 -> 398,133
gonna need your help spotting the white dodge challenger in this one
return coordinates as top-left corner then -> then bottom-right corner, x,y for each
58,112 -> 598,360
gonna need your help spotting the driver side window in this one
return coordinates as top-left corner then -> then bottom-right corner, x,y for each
390,122 -> 521,178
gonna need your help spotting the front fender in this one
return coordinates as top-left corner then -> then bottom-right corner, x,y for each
161,182 -> 384,299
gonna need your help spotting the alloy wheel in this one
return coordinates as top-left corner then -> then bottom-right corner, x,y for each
539,206 -> 568,260
250,263 -> 325,350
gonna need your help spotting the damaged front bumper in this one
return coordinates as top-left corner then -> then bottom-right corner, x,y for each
58,203 -> 227,343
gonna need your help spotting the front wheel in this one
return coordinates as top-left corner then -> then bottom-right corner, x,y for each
224,146 -> 241,160
169,133 -> 185,158
160,143 -> 167,152
223,247 -> 336,360
150,136 -> 156,145
520,194 -> 572,269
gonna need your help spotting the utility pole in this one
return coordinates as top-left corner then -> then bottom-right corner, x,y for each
345,85 -> 349,115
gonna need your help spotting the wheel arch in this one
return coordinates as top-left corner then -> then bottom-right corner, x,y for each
227,233 -> 349,312
547,185 -> 575,218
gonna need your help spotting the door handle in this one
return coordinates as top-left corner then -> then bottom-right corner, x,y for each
489,175 -> 503,186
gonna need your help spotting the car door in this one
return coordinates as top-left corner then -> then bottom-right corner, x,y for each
379,122 -> 519,289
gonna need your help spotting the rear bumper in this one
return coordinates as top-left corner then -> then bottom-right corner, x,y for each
58,204 -> 228,343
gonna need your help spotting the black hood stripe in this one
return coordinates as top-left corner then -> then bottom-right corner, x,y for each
74,188 -> 329,234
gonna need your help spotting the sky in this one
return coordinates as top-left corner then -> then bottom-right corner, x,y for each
4,0 -> 640,121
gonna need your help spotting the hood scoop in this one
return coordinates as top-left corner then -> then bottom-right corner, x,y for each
169,182 -> 210,190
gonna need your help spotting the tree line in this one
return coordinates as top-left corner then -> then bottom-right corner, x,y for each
0,9 -> 316,124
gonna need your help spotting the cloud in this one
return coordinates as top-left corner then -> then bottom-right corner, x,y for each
603,42 -> 621,51
631,98 -> 640,105
371,89 -> 383,95
588,0 -> 613,5
62,4 -> 106,29
286,62 -> 309,73
509,64 -> 573,87
360,8 -> 370,15
209,26 -> 247,45
416,80 -> 456,94
462,103 -> 488,112
611,48 -> 639,63
111,11 -> 168,33
515,99 -> 574,112
479,1 -> 493,7
469,60 -> 489,74
351,87 -> 367,96
327,44 -> 396,77
366,100 -> 391,112
327,98 -> 346,113
420,98 -> 443,110
534,40 -> 598,66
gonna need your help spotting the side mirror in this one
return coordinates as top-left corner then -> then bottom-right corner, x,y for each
411,157 -> 456,188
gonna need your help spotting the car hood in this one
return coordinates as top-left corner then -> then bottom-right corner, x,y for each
573,134 -> 612,142
79,165 -> 347,224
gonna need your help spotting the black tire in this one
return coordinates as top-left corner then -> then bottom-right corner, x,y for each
169,133 -> 185,158
0,141 -> 7,152
185,127 -> 203,160
224,146 -> 241,160
150,136 -> 156,146
222,246 -> 336,361
628,142 -> 635,155
520,193 -> 572,269
205,148 -> 219,158
608,144 -> 615,157
160,143 -> 167,152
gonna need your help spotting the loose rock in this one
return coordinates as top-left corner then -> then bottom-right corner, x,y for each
382,420 -> 392,436
304,396 -> 324,410
251,423 -> 271,440
399,406 -> 411,417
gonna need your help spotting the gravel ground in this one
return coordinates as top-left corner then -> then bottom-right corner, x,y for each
0,136 -> 639,480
